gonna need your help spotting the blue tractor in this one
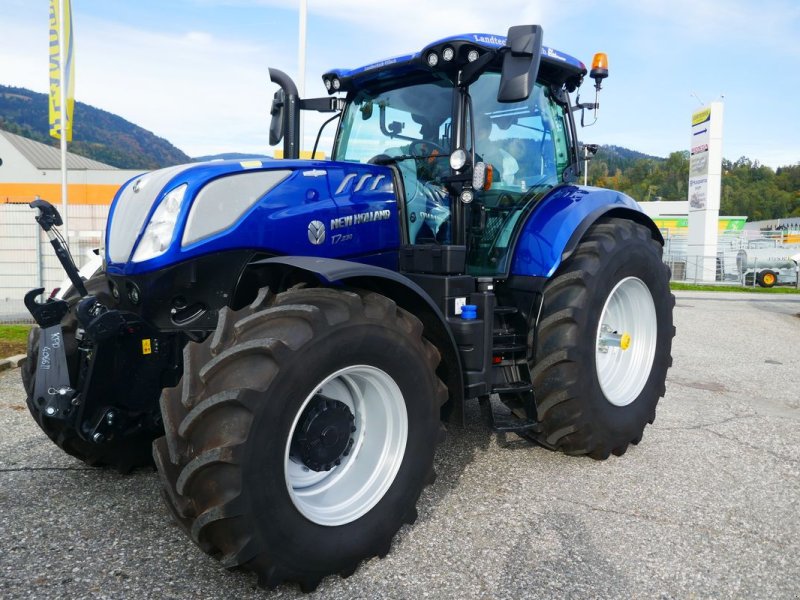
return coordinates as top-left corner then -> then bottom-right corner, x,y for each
23,26 -> 674,591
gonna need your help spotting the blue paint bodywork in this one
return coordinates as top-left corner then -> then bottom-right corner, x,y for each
510,185 -> 643,278
106,159 -> 650,284
105,159 -> 400,276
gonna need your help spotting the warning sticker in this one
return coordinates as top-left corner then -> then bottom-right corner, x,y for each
142,339 -> 152,355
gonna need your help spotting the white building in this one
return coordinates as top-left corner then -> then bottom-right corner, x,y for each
0,128 -> 142,207
0,129 -> 143,321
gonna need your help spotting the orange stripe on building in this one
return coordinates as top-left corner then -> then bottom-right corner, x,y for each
0,183 -> 121,205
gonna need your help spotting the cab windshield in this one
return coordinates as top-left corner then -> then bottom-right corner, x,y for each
335,80 -> 454,243
333,72 -> 572,272
466,71 -> 570,275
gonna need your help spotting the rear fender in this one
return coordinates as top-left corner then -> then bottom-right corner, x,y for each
510,185 -> 663,278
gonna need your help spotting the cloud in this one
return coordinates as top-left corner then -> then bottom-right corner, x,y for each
0,10 -> 289,157
2,0 -> 796,167
190,0 -> 575,54
611,0 -> 800,57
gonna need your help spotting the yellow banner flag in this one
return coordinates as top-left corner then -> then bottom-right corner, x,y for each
49,0 -> 75,142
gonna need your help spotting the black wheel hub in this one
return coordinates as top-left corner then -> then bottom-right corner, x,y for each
291,394 -> 356,472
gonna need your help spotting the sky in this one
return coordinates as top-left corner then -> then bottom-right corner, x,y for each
0,0 -> 798,168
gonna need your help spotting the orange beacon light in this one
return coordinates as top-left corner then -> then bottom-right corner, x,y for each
590,52 -> 608,90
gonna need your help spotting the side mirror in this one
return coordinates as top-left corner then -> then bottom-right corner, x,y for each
269,89 -> 285,146
497,25 -> 543,103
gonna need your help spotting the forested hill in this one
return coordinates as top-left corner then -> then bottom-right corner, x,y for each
589,146 -> 800,220
0,85 -> 189,169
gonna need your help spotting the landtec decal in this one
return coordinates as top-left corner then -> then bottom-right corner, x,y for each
473,34 -> 506,46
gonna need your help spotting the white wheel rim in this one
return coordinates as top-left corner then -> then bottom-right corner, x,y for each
595,277 -> 657,407
284,365 -> 408,526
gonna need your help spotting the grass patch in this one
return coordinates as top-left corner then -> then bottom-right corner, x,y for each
671,282 -> 800,294
0,325 -> 32,358
0,325 -> 33,343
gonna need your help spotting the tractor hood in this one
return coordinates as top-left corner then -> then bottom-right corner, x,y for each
105,158 -> 400,276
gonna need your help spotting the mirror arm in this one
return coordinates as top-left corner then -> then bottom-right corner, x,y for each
299,97 -> 343,113
572,101 -> 598,112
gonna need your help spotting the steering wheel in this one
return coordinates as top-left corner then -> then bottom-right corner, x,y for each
407,140 -> 449,182
367,154 -> 393,165
408,140 -> 447,159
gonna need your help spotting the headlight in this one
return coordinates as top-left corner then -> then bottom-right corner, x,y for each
449,148 -> 467,171
131,183 -> 187,262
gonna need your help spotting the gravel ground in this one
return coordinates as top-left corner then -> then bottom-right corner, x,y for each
1,290 -> 798,599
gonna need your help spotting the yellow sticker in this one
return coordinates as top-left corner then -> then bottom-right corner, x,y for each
142,339 -> 152,355
239,160 -> 263,169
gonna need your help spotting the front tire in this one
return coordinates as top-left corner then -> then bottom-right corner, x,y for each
532,217 -> 675,459
154,287 -> 446,590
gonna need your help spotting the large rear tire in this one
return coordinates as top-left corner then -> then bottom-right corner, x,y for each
532,217 -> 675,459
21,273 -> 159,472
154,287 -> 446,591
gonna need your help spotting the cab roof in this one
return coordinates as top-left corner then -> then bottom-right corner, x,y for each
323,32 -> 587,95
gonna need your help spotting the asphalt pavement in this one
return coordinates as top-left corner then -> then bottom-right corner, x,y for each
1,290 -> 798,599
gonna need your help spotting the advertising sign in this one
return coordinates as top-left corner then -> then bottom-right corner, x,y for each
686,102 -> 724,281
689,108 -> 711,212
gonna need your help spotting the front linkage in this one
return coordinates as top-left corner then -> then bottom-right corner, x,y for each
24,200 -> 179,462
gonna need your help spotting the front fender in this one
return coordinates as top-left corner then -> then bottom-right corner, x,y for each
510,185 -> 662,278
253,256 -> 465,415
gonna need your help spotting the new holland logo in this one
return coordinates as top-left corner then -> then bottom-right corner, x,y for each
308,220 -> 326,245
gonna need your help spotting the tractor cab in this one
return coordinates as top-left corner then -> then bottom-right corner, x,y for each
319,26 -> 590,277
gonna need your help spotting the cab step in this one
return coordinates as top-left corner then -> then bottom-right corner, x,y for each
492,381 -> 533,395
492,343 -> 527,356
479,396 -> 541,434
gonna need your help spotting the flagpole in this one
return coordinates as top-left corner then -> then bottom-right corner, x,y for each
59,0 -> 69,240
298,0 -> 307,154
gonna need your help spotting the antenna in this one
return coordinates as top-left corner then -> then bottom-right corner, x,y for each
690,91 -> 705,106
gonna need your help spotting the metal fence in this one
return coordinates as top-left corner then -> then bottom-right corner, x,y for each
663,230 -> 800,286
1,204 -> 108,324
